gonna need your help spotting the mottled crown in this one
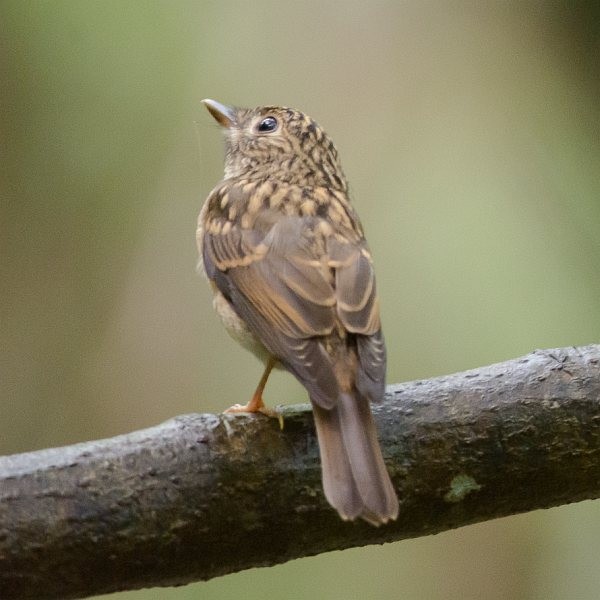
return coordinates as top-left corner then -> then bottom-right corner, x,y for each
203,100 -> 348,192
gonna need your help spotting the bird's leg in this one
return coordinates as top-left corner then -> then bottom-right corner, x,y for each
225,357 -> 277,415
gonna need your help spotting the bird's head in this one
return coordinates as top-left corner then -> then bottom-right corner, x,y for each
202,99 -> 347,190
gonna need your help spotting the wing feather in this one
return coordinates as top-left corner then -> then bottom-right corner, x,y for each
203,207 -> 386,407
204,215 -> 341,407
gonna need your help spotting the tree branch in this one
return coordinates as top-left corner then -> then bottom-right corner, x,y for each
1,345 -> 599,599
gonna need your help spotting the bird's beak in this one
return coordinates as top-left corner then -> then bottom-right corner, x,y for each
202,99 -> 236,128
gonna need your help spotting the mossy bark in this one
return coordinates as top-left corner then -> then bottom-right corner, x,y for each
1,345 -> 599,599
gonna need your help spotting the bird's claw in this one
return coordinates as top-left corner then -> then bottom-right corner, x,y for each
224,403 -> 284,429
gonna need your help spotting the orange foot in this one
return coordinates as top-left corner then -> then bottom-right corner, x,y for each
224,400 -> 277,417
223,358 -> 283,427
224,397 -> 283,428
224,386 -> 267,413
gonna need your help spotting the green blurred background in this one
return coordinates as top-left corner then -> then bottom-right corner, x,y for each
2,1 -> 599,598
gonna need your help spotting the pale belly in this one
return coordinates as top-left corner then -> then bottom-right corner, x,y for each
198,215 -> 273,367
212,288 -> 272,365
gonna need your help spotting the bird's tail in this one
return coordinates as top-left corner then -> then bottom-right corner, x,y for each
312,392 -> 399,525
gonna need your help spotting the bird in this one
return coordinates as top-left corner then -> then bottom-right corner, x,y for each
197,99 -> 398,525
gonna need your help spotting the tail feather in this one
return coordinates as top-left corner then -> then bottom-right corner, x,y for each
312,403 -> 363,521
312,392 -> 399,525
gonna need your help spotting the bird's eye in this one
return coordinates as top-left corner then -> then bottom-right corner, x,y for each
257,116 -> 278,133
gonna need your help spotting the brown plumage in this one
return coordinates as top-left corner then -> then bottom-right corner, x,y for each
197,99 -> 398,525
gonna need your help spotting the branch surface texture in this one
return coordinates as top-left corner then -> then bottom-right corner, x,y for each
1,345 -> 599,599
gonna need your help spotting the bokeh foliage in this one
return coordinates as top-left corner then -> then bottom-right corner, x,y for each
1,2 -> 599,599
